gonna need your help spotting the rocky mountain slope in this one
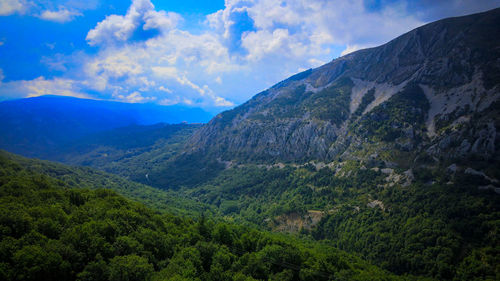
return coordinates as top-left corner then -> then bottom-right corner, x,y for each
185,8 -> 500,167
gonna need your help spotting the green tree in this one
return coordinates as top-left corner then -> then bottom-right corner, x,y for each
108,255 -> 153,281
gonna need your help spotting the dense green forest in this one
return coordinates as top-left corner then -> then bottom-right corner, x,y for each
0,151 -> 211,217
178,162 -> 500,280
0,151 -> 410,281
3,150 -> 497,280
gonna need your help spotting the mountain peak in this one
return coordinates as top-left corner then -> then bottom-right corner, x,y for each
184,8 -> 500,165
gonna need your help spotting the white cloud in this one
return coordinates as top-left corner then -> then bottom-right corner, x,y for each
0,0 -> 25,16
0,76 -> 90,100
158,98 -> 179,105
143,10 -> 181,31
77,0 -> 427,108
241,28 -> 292,61
340,44 -> 369,56
151,66 -> 178,78
86,0 -> 180,46
308,58 -> 326,68
0,68 -> 4,82
86,14 -> 137,46
41,53 -> 73,71
39,8 -> 82,23
211,0 -> 424,62
24,77 -> 87,98
158,86 -> 172,93
81,2 -> 241,108
214,96 -> 234,107
87,47 -> 146,79
117,91 -> 156,103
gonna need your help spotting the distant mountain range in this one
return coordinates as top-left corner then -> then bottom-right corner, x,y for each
0,95 -> 212,158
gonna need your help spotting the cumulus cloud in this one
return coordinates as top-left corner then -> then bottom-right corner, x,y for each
117,91 -> 156,103
0,0 -> 25,16
39,8 -> 82,23
212,0 -> 424,61
86,0 -> 181,46
60,0 -> 426,107
0,76 -> 90,100
340,44 -> 370,56
80,0 -> 240,108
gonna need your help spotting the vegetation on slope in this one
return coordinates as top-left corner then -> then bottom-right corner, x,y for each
179,161 -> 500,280
0,9 -> 498,281
50,123 -> 202,185
354,83 -> 429,143
0,152 -> 404,281
0,150 -> 211,217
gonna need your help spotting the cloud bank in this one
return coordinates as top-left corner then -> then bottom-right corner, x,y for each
39,8 -> 82,23
1,0 -> 499,110
78,0 -> 423,108
0,0 -> 25,16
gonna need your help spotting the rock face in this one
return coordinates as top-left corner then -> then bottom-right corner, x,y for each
185,9 -> 500,165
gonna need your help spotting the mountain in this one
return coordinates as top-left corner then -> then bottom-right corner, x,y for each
0,95 -> 212,158
184,8 -> 500,165
133,9 -> 500,280
44,123 -> 202,183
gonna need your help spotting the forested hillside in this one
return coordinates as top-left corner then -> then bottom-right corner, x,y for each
0,151 -> 405,281
0,150 -> 210,217
179,162 -> 500,280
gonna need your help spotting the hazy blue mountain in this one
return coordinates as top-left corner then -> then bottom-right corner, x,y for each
0,95 -> 212,158
53,123 -> 203,183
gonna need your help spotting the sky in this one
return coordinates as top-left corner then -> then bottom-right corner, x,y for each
0,0 -> 499,113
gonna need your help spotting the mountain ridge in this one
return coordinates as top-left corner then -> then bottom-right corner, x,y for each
0,95 -> 212,159
177,8 -> 499,171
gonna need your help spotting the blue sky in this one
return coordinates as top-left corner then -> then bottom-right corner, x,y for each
0,0 -> 499,113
